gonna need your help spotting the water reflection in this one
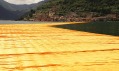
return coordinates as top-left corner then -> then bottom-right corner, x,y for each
53,21 -> 119,36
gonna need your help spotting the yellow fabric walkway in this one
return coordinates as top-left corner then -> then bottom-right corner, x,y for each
0,22 -> 119,71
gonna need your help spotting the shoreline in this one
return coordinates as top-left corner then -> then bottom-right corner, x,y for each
0,20 -> 86,24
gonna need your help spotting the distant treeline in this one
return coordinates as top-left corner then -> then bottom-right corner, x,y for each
21,0 -> 119,21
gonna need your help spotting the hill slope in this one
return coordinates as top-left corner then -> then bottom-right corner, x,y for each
22,0 -> 119,21
0,0 -> 48,20
0,5 -> 20,20
0,0 -> 42,11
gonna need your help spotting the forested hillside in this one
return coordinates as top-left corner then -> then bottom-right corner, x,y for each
21,0 -> 119,21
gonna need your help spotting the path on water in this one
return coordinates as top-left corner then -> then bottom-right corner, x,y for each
0,21 -> 119,71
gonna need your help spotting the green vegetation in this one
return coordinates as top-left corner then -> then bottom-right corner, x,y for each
38,0 -> 119,15
22,0 -> 119,21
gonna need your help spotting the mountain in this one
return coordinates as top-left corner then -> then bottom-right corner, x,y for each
0,0 -> 48,20
0,5 -> 20,20
0,0 -> 46,11
21,0 -> 119,21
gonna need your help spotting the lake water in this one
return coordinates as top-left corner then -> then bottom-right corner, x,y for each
0,20 -> 59,24
0,20 -> 32,24
53,21 -> 119,36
